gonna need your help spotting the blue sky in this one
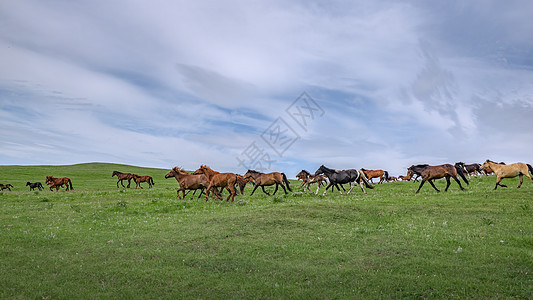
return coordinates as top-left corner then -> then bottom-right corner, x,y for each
1,0 -> 532,177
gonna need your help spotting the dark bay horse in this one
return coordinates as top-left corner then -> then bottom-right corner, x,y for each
112,171 -> 135,188
454,162 -> 484,176
244,170 -> 292,196
314,165 -> 373,195
361,168 -> 389,183
296,170 -> 327,195
0,184 -> 14,191
409,164 -> 467,193
481,160 -> 533,190
195,165 -> 237,202
165,167 -> 209,199
46,176 -> 73,191
26,182 -> 43,191
132,174 -> 154,189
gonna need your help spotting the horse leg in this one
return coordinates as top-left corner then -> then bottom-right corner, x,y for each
261,186 -> 271,196
250,185 -> 259,196
494,176 -> 506,189
272,183 -> 279,195
359,182 -> 367,195
452,176 -> 465,191
415,180 -> 426,193
428,180 -> 440,192
444,177 -> 451,192
322,182 -> 335,196
280,182 -> 288,194
517,174 -> 523,188
334,184 -> 343,195
127,179 -> 131,188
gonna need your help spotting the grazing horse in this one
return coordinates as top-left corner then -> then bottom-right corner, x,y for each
481,160 -> 533,190
112,171 -> 135,188
195,165 -> 237,202
361,169 -> 389,183
455,162 -> 484,176
244,170 -> 292,196
410,164 -> 467,193
0,184 -> 14,191
26,182 -> 43,191
314,165 -> 373,195
296,170 -> 328,195
236,175 -> 252,195
165,167 -> 209,199
132,174 -> 154,189
45,176 -> 73,191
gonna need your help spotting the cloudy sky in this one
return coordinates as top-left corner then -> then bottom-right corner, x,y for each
1,0 -> 532,177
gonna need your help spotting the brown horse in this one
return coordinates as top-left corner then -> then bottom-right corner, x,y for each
296,170 -> 327,195
195,165 -> 237,202
236,175 -> 252,195
411,165 -> 466,193
132,174 -> 154,189
0,184 -> 14,191
165,167 -> 210,199
481,160 -> 533,190
361,168 -> 389,183
387,176 -> 398,182
398,174 -> 412,181
112,171 -> 135,188
45,176 -> 73,191
244,170 -> 292,196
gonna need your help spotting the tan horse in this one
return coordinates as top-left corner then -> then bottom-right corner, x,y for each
296,170 -> 327,195
244,170 -> 292,196
132,174 -> 154,189
195,165 -> 237,202
361,169 -> 389,183
165,167 -> 209,199
45,176 -> 73,191
481,160 -> 533,190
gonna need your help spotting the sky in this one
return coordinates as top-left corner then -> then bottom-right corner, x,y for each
1,0 -> 533,177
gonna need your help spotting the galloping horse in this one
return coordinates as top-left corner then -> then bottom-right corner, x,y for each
132,174 -> 154,189
194,165 -> 237,202
296,170 -> 327,194
244,170 -> 292,196
45,176 -> 73,191
26,182 -> 43,191
454,162 -> 484,176
314,165 -> 373,195
361,168 -> 389,183
112,171 -> 135,188
165,167 -> 209,199
481,160 -> 533,190
410,164 -> 467,193
0,184 -> 14,191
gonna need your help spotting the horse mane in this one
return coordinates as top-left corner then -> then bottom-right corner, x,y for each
299,170 -> 310,175
247,169 -> 262,174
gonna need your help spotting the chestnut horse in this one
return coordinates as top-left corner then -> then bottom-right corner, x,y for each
194,165 -> 237,202
410,164 -> 467,193
236,175 -> 252,195
45,176 -> 73,191
244,170 -> 292,196
132,174 -> 154,189
0,184 -> 14,191
112,171 -> 135,188
361,168 -> 389,183
296,170 -> 327,195
481,160 -> 533,190
165,167 -> 209,199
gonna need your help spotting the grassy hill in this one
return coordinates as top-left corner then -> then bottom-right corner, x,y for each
0,163 -> 532,298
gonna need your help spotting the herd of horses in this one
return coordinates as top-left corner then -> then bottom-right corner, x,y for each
2,160 -> 532,199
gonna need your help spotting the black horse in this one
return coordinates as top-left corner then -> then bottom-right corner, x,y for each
26,182 -> 44,191
314,165 -> 373,195
455,162 -> 484,176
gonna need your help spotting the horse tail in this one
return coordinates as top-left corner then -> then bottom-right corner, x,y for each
282,173 -> 292,192
455,165 -> 469,185
358,169 -> 374,189
527,164 -> 533,175
150,177 -> 155,186
384,171 -> 389,181
68,179 -> 74,190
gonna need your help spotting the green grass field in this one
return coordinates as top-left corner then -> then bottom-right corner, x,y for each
1,163 -> 532,299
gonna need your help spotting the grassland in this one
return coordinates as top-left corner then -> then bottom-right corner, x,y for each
0,163 -> 532,299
